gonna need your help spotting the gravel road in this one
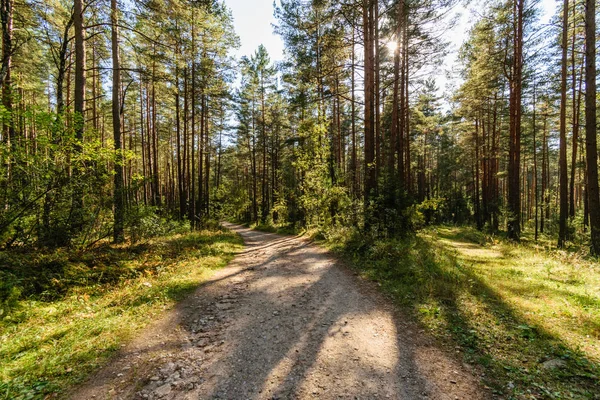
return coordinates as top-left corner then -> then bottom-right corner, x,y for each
68,223 -> 486,400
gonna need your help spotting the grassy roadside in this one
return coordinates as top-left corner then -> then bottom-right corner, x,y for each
0,228 -> 243,400
250,222 -> 600,398
325,226 -> 600,399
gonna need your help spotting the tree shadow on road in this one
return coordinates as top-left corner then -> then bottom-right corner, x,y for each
177,225 -> 471,399
337,230 -> 600,398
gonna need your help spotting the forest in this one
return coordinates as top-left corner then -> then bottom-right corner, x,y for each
1,0 -> 600,398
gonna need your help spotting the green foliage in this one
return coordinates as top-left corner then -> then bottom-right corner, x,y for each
0,106 -> 119,249
417,198 -> 448,225
0,271 -> 21,318
126,206 -> 189,243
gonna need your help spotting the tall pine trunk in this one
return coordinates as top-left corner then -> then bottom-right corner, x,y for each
111,0 -> 124,243
533,82 -> 538,241
558,0 -> 569,247
71,0 -> 86,234
363,0 -> 376,209
507,0 -> 523,240
1,0 -> 14,147
584,0 -> 600,254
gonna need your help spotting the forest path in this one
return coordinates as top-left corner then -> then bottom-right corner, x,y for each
68,223 -> 487,400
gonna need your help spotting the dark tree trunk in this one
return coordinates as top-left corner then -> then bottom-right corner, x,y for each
584,0 -> 600,254
533,82 -> 538,241
390,27 -> 399,178
351,24 -> 358,197
140,74 -> 147,206
189,10 -> 196,229
175,46 -> 185,220
0,0 -> 14,146
363,0 -> 376,208
474,119 -> 482,230
71,0 -> 86,234
111,0 -> 124,243
559,0 -> 569,247
374,0 -> 381,182
569,8 -> 583,218
507,0 -> 523,241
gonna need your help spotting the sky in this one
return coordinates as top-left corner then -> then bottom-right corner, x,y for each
225,0 -> 285,62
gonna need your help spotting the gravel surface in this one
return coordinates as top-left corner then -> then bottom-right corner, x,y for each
68,223 -> 487,400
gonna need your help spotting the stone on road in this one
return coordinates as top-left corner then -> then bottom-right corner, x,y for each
68,223 -> 485,400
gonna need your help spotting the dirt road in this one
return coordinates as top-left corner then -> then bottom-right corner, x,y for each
69,223 -> 486,399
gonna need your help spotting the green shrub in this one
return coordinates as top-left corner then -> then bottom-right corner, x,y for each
417,198 -> 447,225
126,206 -> 189,242
0,270 -> 21,318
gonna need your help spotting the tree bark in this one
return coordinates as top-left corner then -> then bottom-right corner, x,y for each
584,0 -> 600,254
351,23 -> 358,197
558,0 -> 569,247
189,8 -> 197,229
474,119 -> 482,230
71,0 -> 86,234
175,44 -> 185,220
363,0 -> 376,208
111,0 -> 124,243
0,0 -> 13,147
533,82 -> 538,241
569,4 -> 582,218
507,0 -> 523,240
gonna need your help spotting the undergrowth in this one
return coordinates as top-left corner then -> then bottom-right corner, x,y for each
0,228 -> 243,400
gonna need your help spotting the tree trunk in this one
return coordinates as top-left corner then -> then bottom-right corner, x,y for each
140,74 -> 147,206
474,119 -> 482,230
204,94 -> 210,217
175,45 -> 185,220
189,9 -> 196,229
533,82 -> 538,241
183,67 -> 189,217
71,0 -> 86,234
558,0 -> 569,247
351,23 -> 358,197
151,56 -> 160,207
584,0 -> 600,254
507,0 -> 523,240
0,0 -> 14,147
569,4 -> 582,218
374,0 -> 381,182
363,0 -> 376,208
261,75 -> 267,221
111,0 -> 124,243
389,0 -> 402,181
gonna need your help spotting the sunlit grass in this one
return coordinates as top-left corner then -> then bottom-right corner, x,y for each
0,229 -> 243,400
434,227 -> 600,362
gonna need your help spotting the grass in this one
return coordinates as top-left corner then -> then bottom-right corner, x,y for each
0,228 -> 243,400
317,225 -> 600,399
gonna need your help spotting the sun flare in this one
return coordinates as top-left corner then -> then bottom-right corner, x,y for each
386,40 -> 399,53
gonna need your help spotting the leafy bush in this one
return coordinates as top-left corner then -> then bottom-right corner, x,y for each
417,198 -> 447,225
126,206 -> 189,242
0,271 -> 21,318
363,187 -> 422,238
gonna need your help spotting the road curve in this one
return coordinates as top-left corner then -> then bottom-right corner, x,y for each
69,223 -> 486,400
